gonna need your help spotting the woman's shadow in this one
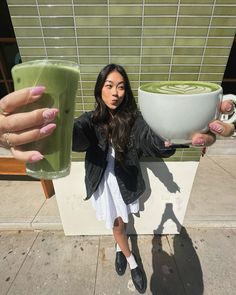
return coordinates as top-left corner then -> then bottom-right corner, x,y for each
127,160 -> 204,294
150,206 -> 204,295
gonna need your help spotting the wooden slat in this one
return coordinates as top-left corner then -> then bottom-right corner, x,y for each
0,157 -> 55,198
40,179 -> 55,199
0,158 -> 26,175
0,37 -> 16,43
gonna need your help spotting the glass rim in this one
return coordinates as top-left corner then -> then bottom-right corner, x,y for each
12,59 -> 79,69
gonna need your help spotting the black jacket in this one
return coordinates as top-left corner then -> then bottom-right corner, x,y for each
72,111 -> 176,205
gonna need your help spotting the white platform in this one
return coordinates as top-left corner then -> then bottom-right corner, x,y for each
54,161 -> 199,235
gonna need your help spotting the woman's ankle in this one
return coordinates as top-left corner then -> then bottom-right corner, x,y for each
126,253 -> 138,270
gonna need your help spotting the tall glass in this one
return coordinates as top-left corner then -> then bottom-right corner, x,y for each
11,59 -> 80,179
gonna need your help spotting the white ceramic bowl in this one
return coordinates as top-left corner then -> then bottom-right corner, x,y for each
138,81 -> 223,144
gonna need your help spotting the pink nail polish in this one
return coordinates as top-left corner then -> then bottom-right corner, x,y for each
30,86 -> 45,96
43,108 -> 59,120
226,106 -> 233,112
31,154 -> 44,162
193,139 -> 205,146
40,123 -> 56,135
210,124 -> 224,133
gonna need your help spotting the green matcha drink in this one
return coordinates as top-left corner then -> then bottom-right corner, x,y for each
11,60 -> 79,179
140,81 -> 220,95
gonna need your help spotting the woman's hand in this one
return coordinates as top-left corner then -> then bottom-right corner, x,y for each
0,87 -> 58,162
163,99 -> 235,148
191,99 -> 235,147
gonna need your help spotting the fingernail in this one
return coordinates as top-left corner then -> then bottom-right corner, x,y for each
40,123 -> 56,135
209,123 -> 224,133
30,86 -> 45,96
31,154 -> 44,162
43,108 -> 59,121
193,139 -> 205,146
225,101 -> 233,112
226,106 -> 232,112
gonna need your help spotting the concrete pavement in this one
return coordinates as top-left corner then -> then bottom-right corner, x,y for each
1,228 -> 236,295
0,141 -> 236,295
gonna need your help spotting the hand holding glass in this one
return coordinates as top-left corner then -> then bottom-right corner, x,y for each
11,60 -> 80,179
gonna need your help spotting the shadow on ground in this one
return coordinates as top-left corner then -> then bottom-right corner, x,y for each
128,208 -> 204,295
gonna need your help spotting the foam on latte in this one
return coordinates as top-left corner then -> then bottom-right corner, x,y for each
140,81 -> 220,95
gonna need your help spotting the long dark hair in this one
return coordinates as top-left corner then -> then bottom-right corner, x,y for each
92,64 -> 137,162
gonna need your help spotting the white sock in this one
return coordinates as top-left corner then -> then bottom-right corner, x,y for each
126,253 -> 138,270
116,243 -> 122,252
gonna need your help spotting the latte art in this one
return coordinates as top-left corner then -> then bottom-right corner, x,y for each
140,81 -> 220,95
153,84 -> 213,94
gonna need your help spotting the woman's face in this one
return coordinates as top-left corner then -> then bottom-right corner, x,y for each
101,70 -> 125,113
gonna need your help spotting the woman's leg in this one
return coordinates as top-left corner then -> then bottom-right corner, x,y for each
113,217 -> 146,293
113,217 -> 131,257
113,217 -> 137,268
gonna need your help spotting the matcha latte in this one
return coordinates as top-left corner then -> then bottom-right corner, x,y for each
138,81 -> 223,144
12,60 -> 80,179
140,81 -> 220,95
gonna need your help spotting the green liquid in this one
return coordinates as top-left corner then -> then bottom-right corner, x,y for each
140,81 -> 220,95
12,60 -> 79,179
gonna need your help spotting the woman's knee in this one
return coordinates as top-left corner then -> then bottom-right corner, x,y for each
113,217 -> 125,234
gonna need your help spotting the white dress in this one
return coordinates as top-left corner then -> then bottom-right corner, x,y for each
90,146 -> 139,229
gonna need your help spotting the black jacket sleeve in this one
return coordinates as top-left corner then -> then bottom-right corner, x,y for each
133,112 -> 176,158
72,112 -> 96,152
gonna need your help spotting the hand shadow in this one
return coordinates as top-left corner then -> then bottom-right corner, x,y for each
150,205 -> 204,295
137,159 -> 181,214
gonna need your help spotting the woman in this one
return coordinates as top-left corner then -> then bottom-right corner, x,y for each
72,64 -> 235,293
73,64 -> 178,293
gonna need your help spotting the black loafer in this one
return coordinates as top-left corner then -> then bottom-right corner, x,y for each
131,266 -> 146,294
115,251 -> 127,276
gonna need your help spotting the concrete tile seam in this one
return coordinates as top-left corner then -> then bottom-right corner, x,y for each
5,232 -> 40,295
